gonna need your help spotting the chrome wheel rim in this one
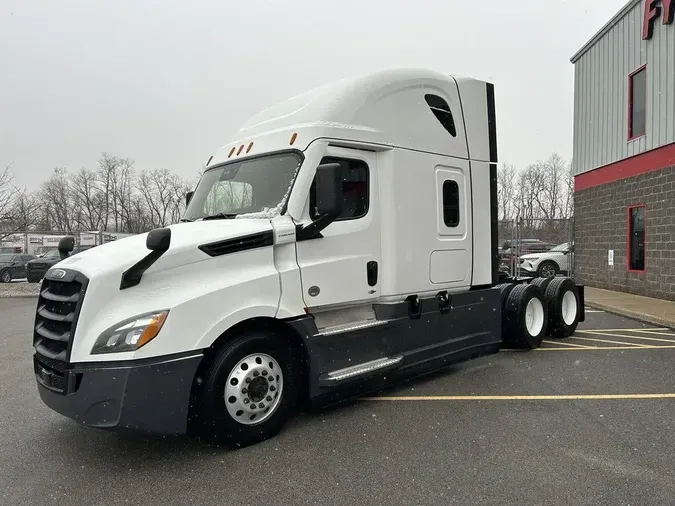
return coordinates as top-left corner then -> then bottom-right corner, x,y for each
224,353 -> 283,426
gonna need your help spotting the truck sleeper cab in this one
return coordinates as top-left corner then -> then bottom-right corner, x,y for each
32,68 -> 584,447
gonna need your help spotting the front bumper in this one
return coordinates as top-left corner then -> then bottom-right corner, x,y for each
35,351 -> 203,436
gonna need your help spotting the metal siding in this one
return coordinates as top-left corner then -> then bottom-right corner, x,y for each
573,0 -> 675,175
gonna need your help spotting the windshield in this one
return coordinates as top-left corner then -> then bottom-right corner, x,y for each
42,250 -> 61,259
183,152 -> 303,221
0,255 -> 13,263
550,242 -> 569,252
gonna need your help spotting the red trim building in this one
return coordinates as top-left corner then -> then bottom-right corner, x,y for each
571,0 -> 675,300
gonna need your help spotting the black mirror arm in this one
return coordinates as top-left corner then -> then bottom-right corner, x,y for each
297,212 -> 339,241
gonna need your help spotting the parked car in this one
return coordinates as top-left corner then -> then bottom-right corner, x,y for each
0,253 -> 35,283
519,242 -> 573,278
26,247 -> 92,283
499,240 -> 554,272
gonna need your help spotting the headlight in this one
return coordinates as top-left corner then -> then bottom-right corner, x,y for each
524,257 -> 539,263
91,310 -> 169,354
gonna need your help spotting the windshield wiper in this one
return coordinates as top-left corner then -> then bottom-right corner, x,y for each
202,213 -> 238,221
180,218 -> 193,222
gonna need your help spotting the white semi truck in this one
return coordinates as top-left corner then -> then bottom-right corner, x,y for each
33,69 -> 584,447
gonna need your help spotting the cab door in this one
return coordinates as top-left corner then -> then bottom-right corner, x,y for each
296,147 -> 381,310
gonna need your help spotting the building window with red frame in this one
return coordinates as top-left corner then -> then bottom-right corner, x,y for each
628,205 -> 645,272
628,66 -> 646,140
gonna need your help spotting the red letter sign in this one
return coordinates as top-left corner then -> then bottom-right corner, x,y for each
644,0 -> 675,39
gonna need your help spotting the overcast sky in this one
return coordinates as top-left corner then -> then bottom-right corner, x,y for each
1,0 -> 626,189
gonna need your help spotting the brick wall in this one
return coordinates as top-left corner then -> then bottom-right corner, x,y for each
574,165 -> 675,301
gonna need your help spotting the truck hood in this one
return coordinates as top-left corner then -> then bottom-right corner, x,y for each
53,219 -> 274,280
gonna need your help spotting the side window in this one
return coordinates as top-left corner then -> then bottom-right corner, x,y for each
628,66 -> 646,140
310,157 -> 369,221
442,180 -> 460,227
628,205 -> 645,272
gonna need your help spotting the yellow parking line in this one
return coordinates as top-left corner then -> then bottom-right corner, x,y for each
363,393 -> 675,401
580,328 -> 670,333
577,330 -> 675,344
499,345 -> 675,352
636,330 -> 675,337
568,336 -> 651,347
532,345 -> 675,351
542,340 -> 591,348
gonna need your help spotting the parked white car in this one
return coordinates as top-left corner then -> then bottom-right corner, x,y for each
519,242 -> 573,278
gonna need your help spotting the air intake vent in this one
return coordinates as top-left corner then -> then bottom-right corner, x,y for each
199,231 -> 274,257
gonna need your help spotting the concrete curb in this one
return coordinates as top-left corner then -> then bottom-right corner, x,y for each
586,301 -> 675,329
0,295 -> 39,299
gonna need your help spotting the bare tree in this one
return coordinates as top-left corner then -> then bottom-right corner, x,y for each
138,168 -> 188,228
40,167 -> 76,233
72,168 -> 106,231
497,163 -> 518,221
0,163 -> 41,240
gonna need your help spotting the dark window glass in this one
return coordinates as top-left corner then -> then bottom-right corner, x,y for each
628,206 -> 645,271
442,180 -> 460,227
310,157 -> 369,221
629,68 -> 646,139
425,94 -> 457,137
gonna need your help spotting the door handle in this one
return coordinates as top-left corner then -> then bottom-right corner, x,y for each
367,261 -> 378,287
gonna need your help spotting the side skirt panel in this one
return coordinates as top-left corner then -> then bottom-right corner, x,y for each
287,287 -> 501,404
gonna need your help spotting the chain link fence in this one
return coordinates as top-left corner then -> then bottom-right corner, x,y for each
499,218 -> 574,279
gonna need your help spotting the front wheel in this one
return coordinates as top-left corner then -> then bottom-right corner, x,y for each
195,330 -> 300,447
0,270 -> 11,283
537,261 -> 558,279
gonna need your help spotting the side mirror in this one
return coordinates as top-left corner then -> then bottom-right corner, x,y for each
58,236 -> 75,260
315,163 -> 343,217
146,227 -> 171,252
297,163 -> 344,241
185,190 -> 194,207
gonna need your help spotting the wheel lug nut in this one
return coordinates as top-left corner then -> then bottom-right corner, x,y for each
266,396 -> 272,402
258,403 -> 264,408
253,371 -> 259,377
243,399 -> 250,404
268,377 -> 273,382
262,370 -> 268,376
251,405 -> 256,410
245,378 -> 251,383
242,388 -> 248,394
270,386 -> 276,392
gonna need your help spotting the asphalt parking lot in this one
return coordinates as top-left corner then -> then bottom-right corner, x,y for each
2,299 -> 675,506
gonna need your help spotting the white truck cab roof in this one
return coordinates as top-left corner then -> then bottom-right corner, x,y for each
209,68 -> 495,168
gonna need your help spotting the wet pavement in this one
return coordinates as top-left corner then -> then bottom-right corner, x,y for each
2,298 -> 674,506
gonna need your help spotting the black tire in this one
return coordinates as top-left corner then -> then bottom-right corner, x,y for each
530,277 -> 553,292
545,277 -> 581,338
537,260 -> 559,279
495,284 -> 517,346
0,270 -> 11,283
195,330 -> 300,448
496,283 -> 516,311
503,284 -> 548,349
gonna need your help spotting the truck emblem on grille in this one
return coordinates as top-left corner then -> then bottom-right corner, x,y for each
51,269 -> 66,279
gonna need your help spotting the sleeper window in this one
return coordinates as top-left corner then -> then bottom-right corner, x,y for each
442,180 -> 460,227
310,157 -> 369,221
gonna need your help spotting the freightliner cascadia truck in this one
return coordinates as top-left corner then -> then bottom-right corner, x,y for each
32,68 -> 584,447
